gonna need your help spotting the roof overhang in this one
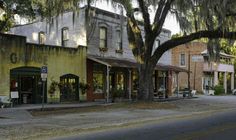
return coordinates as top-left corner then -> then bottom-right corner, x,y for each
201,49 -> 235,58
87,55 -> 188,73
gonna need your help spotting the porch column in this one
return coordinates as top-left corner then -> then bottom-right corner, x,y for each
224,72 -> 227,94
106,66 -> 110,103
128,69 -> 132,101
231,73 -> 234,91
213,71 -> 219,86
176,72 -> 179,97
168,71 -> 172,97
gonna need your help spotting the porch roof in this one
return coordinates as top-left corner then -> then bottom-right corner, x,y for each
87,55 -> 188,73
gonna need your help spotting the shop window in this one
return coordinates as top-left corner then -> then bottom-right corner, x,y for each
93,72 -> 104,93
39,31 -> 46,44
99,27 -> 107,51
116,30 -> 122,53
116,72 -> 124,90
132,71 -> 138,91
62,27 -> 69,47
180,53 -> 186,66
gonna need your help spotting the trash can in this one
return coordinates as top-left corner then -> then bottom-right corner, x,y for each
23,94 -> 27,104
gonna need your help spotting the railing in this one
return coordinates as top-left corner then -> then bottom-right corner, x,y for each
203,62 -> 234,73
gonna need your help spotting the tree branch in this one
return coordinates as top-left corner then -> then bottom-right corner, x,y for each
153,0 -> 166,23
127,13 -> 145,63
153,0 -> 174,37
151,30 -> 236,64
137,0 -> 152,34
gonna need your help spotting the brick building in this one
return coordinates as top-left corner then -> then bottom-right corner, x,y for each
172,42 -> 234,94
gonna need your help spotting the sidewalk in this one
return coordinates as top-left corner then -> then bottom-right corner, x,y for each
0,101 -> 106,120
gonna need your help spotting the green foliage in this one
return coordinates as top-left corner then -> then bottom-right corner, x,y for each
79,82 -> 90,95
112,89 -> 124,98
48,80 -> 59,95
0,0 -> 35,32
214,85 -> 224,95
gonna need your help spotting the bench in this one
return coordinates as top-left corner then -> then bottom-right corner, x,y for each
178,90 -> 196,97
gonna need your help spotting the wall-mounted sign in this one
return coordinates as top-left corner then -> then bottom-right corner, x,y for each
192,55 -> 203,62
9,52 -> 48,65
10,91 -> 19,99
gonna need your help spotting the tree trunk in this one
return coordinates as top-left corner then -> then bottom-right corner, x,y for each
138,63 -> 154,101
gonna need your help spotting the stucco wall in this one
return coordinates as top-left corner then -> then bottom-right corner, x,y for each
9,7 -> 172,65
87,9 -> 172,65
0,33 -> 87,101
9,9 -> 87,48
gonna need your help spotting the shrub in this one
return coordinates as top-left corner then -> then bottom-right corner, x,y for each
79,82 -> 90,95
214,85 -> 224,95
112,89 -> 124,98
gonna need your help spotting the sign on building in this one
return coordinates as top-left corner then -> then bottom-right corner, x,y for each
192,55 -> 204,62
41,66 -> 48,81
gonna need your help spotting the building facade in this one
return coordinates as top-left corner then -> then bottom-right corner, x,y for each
172,42 -> 234,94
7,7 -> 186,103
0,33 -> 87,104
85,8 -> 185,101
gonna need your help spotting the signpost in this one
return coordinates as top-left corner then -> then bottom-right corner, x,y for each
191,55 -> 203,90
41,66 -> 47,110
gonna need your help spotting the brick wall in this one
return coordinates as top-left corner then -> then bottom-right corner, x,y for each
171,42 -> 207,92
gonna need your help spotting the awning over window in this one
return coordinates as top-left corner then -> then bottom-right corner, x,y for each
87,55 -> 137,68
87,55 -> 188,73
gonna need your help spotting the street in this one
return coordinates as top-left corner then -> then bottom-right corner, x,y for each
2,95 -> 236,140
56,108 -> 236,140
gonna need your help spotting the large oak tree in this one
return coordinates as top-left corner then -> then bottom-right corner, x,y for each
6,0 -> 236,100
113,0 -> 236,100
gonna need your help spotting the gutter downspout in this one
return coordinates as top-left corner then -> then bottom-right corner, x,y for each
106,65 -> 110,103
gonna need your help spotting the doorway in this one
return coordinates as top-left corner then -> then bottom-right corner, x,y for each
10,67 -> 45,104
60,74 -> 79,102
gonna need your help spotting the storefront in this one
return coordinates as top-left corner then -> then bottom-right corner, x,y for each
87,55 -> 187,101
0,33 -> 87,104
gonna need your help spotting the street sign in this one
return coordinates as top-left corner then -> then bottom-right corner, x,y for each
41,73 -> 47,81
192,55 -> 203,62
40,66 -> 47,111
41,66 -> 48,81
41,66 -> 47,73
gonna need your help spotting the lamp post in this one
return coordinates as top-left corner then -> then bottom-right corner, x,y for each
188,47 -> 191,97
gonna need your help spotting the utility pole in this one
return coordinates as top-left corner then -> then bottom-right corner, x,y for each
193,62 -> 196,90
188,48 -> 191,97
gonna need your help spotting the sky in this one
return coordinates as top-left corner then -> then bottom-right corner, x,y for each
92,1 -> 181,35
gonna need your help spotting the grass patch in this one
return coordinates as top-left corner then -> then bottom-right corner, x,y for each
28,102 -> 177,117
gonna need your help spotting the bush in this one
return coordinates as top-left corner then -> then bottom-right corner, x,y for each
112,89 -> 124,98
214,85 -> 224,95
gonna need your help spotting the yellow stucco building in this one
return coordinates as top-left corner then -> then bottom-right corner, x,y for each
0,33 -> 87,104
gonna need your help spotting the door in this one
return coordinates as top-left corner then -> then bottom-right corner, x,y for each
10,67 -> 44,104
60,74 -> 79,102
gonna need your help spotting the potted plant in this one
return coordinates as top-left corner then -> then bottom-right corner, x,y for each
79,82 -> 90,95
111,89 -> 124,102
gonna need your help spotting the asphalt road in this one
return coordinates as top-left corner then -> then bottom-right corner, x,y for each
55,109 -> 236,140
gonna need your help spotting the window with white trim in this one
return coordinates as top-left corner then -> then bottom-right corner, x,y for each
116,30 -> 122,51
62,27 -> 69,47
99,27 -> 107,49
39,31 -> 46,44
180,53 -> 186,66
